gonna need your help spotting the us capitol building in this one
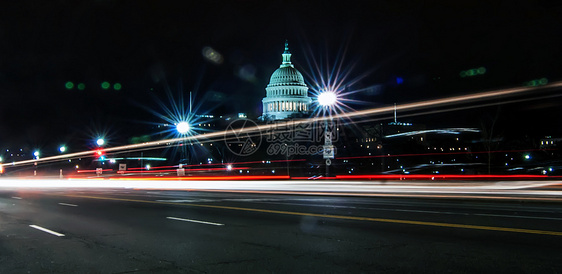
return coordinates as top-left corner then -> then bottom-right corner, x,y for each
261,41 -> 312,120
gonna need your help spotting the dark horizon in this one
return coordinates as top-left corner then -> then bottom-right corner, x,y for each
1,0 -> 561,150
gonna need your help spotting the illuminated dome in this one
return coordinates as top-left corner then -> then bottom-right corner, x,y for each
262,41 -> 311,120
268,66 -> 307,87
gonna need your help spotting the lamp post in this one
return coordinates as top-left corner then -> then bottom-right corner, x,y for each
317,91 -> 337,178
33,151 -> 40,176
58,146 -> 66,178
284,143 -> 290,177
176,121 -> 191,170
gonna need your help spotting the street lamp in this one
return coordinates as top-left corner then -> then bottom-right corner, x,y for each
318,91 -> 337,107
317,90 -> 338,178
176,121 -> 191,134
176,121 -> 191,166
59,146 -> 67,153
33,151 -> 40,159
96,138 -> 105,146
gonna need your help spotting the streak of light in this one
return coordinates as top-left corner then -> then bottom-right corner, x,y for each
119,167 -> 249,173
76,169 -> 113,173
1,178 -> 561,193
124,158 -> 306,170
385,128 -> 480,138
127,165 -> 180,170
3,81 -> 562,169
110,176 -> 290,181
335,174 -> 552,180
318,92 -> 562,131
338,148 -> 555,160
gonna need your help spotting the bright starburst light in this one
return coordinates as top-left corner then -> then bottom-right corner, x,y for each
136,79 -> 222,164
176,121 -> 191,134
298,39 -> 375,119
96,138 -> 105,146
318,91 -> 338,107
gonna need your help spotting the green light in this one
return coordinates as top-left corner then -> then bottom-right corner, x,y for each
77,83 -> 85,90
461,67 -> 486,78
539,78 -> 548,85
101,82 -> 110,89
113,83 -> 122,90
65,81 -> 74,89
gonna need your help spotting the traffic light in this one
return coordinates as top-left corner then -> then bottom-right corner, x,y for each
95,149 -> 106,161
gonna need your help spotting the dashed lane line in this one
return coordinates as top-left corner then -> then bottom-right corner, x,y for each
29,225 -> 65,237
166,216 -> 224,226
58,202 -> 78,207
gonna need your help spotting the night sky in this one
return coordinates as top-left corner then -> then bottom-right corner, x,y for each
1,0 -> 561,151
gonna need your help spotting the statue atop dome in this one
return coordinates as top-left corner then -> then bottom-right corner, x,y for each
281,40 -> 293,68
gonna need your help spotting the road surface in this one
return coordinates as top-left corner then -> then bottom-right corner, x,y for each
1,186 -> 562,273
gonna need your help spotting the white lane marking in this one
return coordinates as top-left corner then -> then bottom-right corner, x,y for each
29,225 -> 65,237
58,202 -> 78,207
11,197 -> 22,199
166,216 -> 224,226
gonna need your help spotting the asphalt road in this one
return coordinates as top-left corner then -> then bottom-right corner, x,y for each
1,187 -> 562,273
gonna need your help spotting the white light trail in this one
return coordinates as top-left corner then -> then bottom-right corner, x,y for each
1,178 -> 562,199
385,128 -> 480,138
